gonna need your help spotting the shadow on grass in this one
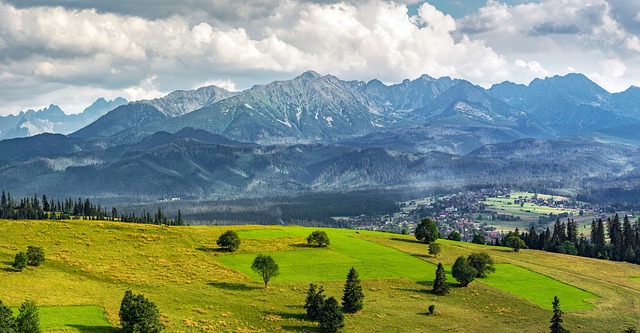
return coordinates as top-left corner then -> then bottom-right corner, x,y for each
207,282 -> 261,291
267,310 -> 308,321
196,247 -> 226,253
390,237 -> 421,244
412,254 -> 433,259
289,244 -> 314,249
66,325 -> 118,333
280,325 -> 319,332
0,267 -> 17,272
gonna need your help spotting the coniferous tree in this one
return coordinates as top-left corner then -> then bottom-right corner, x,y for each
623,215 -> 635,257
15,300 -> 40,333
549,296 -> 569,333
566,219 -> 578,244
342,267 -> 364,313
319,297 -> 344,333
432,263 -> 449,295
592,219 -> 606,258
304,283 -> 326,321
609,214 -> 623,261
527,225 -> 538,249
0,300 -> 15,333
119,290 -> 163,333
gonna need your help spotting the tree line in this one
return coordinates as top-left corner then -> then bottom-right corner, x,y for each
0,190 -> 184,226
497,214 -> 640,265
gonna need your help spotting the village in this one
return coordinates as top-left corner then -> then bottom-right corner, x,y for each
335,188 -> 609,243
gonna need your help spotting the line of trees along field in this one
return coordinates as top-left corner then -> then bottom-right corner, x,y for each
0,190 -> 184,226
500,214 -> 640,265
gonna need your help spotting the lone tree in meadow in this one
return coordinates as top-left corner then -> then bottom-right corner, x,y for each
428,243 -> 441,258
451,256 -> 477,287
550,296 -> 569,333
15,300 -> 40,333
415,218 -> 438,244
119,290 -> 164,333
342,267 -> 364,313
319,297 -> 344,333
251,254 -> 279,288
0,300 -> 16,333
307,230 -> 330,247
217,230 -> 241,252
466,252 -> 495,278
13,252 -> 28,271
505,235 -> 527,252
26,246 -> 45,266
432,263 -> 449,295
304,283 -> 326,321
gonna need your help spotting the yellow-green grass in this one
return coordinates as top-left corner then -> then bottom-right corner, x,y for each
1,220 -> 640,332
482,264 -> 597,311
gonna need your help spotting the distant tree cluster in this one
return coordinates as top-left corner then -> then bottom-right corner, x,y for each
12,246 -> 45,271
303,267 -> 364,332
496,214 -> 640,265
432,252 -> 494,291
119,208 -> 185,226
0,191 -> 113,221
0,299 -> 41,333
0,190 -> 185,226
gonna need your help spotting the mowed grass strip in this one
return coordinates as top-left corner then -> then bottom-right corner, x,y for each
217,228 -> 437,282
482,264 -> 597,311
11,305 -> 112,331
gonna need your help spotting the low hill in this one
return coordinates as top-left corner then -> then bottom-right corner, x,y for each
0,220 -> 639,332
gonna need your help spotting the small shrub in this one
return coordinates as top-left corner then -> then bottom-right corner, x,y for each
26,246 -> 45,267
13,252 -> 28,271
217,230 -> 241,252
428,243 -> 441,257
307,230 -> 330,247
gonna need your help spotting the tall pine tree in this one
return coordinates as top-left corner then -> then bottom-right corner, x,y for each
549,296 -> 569,333
342,267 -> 364,313
432,263 -> 450,295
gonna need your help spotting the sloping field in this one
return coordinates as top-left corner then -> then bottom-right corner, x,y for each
0,220 -> 639,332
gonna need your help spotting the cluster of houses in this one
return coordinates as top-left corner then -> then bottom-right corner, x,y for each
333,188 -> 631,244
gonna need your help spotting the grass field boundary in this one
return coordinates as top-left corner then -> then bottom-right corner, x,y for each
10,305 -> 112,330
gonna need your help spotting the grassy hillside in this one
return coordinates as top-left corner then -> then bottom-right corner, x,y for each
0,220 -> 639,332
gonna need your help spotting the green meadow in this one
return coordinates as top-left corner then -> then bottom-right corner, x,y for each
1,220 -> 639,332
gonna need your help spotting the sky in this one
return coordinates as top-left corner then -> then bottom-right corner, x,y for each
0,0 -> 639,115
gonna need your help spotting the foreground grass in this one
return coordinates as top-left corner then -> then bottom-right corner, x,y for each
1,220 -> 639,332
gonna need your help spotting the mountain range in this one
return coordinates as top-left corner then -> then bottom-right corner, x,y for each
0,98 -> 127,140
2,71 -> 640,205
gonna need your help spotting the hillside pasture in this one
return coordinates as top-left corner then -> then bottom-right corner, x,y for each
0,220 -> 639,332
